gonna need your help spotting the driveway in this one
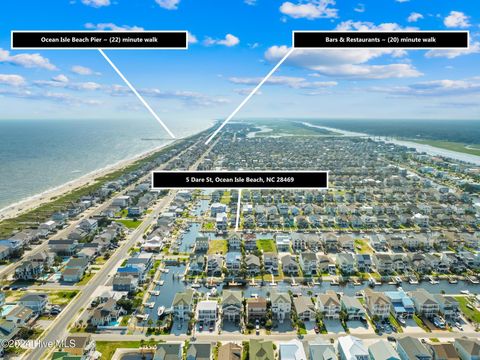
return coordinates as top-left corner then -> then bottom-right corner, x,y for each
348,320 -> 373,334
324,319 -> 345,334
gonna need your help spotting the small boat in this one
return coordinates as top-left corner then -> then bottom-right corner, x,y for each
157,306 -> 165,317
150,291 -> 160,296
146,302 -> 155,309
191,283 -> 201,288
158,280 -> 165,286
395,276 -> 402,284
429,276 -> 439,285
460,290 -> 470,295
330,279 -> 339,286
250,293 -> 258,298
448,277 -> 458,284
408,276 -> 418,285
163,269 -> 170,273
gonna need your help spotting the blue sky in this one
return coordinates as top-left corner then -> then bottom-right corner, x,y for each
0,0 -> 479,134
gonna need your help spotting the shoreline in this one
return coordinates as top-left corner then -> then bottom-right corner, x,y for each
0,140 -> 175,222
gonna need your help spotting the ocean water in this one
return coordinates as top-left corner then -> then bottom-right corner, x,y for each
0,118 -> 208,210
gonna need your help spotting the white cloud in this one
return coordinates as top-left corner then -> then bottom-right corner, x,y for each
245,0 -> 257,5
34,77 -> 102,91
0,48 -> 57,70
204,34 -> 240,47
335,20 -> 417,31
0,74 -> 26,87
52,74 -> 69,83
81,0 -> 110,7
310,63 -> 422,79
354,3 -> 365,13
229,75 -> 337,89
444,11 -> 470,28
264,39 -> 421,80
0,88 -> 102,105
280,0 -> 338,20
425,41 -> 480,59
84,23 -> 144,31
155,0 -> 180,10
71,65 -> 99,75
407,12 -> 423,23
395,0 -> 409,3
188,32 -> 198,44
109,84 -> 229,107
372,79 -> 480,96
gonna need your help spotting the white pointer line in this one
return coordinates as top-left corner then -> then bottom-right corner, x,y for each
205,47 -> 295,145
98,49 -> 176,139
235,189 -> 242,232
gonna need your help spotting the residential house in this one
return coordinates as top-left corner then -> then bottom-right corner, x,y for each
384,290 -> 415,319
246,297 -> 267,323
434,295 -> 459,320
292,234 -> 307,252
5,305 -> 34,325
19,293 -> 48,314
276,235 -> 291,252
308,342 -> 337,360
61,334 -> 96,358
337,253 -> 356,275
263,252 -> 279,275
218,343 -> 242,360
228,234 -> 242,251
222,290 -> 242,323
409,289 -> 440,319
364,288 -> 391,320
279,339 -> 308,360
186,343 -> 211,360
397,337 -> 432,360
206,255 -> 223,277
341,295 -> 366,321
270,291 -> 291,323
293,296 -> 316,322
282,255 -> 299,276
195,236 -> 209,252
454,338 -> 480,360
299,252 -> 317,276
338,336 -> 369,360
48,239 -> 78,256
90,298 -> 125,327
368,340 -> 400,360
316,290 -> 341,320
154,343 -> 183,360
430,343 -> 460,360
172,289 -> 194,320
356,254 -> 373,273
225,252 -> 242,273
245,254 -> 261,276
250,340 -> 274,360
197,300 -> 217,326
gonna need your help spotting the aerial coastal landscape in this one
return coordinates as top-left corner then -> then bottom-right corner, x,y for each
2,0 -> 480,359
0,119 -> 479,360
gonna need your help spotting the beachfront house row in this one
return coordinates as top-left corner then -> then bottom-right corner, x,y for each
282,254 -> 300,276
263,252 -> 279,275
300,252 -> 317,276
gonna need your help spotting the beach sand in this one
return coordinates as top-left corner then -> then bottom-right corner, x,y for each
0,141 -> 174,222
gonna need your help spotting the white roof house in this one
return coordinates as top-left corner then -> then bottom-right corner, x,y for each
279,340 -> 307,360
338,336 -> 369,360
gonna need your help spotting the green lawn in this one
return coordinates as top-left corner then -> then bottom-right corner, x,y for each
48,290 -> 78,305
208,240 -> 228,255
455,296 -> 480,324
256,239 -> 277,253
77,272 -> 95,286
410,139 -> 480,157
116,219 -> 142,229
96,341 -> 155,360
203,221 -> 215,230
354,239 -> 373,254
